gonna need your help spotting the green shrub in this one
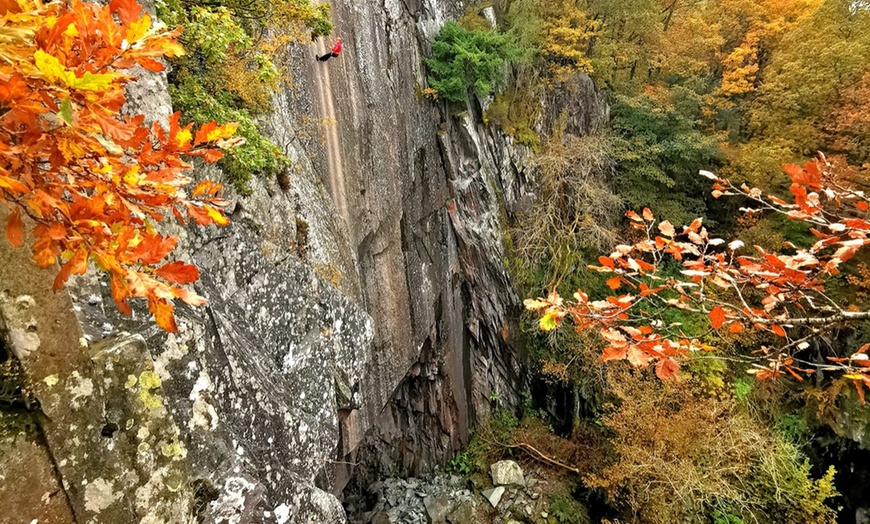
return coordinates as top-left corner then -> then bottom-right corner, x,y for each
424,21 -> 525,103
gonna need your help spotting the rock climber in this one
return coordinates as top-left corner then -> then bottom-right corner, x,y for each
317,37 -> 342,62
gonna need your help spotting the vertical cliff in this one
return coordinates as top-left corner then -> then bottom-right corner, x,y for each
0,0 -> 608,522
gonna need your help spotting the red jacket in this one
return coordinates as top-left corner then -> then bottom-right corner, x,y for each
332,40 -> 342,55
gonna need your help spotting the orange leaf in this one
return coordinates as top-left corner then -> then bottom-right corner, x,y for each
194,121 -> 218,145
728,322 -> 744,333
53,248 -> 88,291
709,306 -> 726,329
173,286 -> 207,306
109,0 -> 144,27
6,208 -> 23,248
625,210 -> 643,223
598,256 -> 615,269
642,208 -> 654,221
855,380 -> 866,405
771,324 -> 787,337
606,276 -> 622,290
148,294 -> 178,333
110,274 -> 132,316
47,222 -> 66,240
655,358 -> 680,380
0,175 -> 29,194
686,218 -> 703,234
602,345 -> 628,361
658,220 -> 675,237
201,149 -> 224,163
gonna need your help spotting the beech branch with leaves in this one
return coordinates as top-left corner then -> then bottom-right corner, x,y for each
0,0 -> 241,331
526,155 -> 870,401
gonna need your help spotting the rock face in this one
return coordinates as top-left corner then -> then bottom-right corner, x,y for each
0,0 -> 608,522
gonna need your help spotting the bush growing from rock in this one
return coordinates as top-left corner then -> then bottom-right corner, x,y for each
424,21 -> 525,103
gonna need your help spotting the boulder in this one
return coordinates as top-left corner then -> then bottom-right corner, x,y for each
490,460 -> 525,487
424,495 -> 452,523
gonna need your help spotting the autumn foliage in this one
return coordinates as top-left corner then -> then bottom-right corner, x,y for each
0,0 -> 239,331
526,156 -> 870,399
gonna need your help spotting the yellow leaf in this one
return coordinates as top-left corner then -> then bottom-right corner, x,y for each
175,128 -> 192,148
540,313 -> 558,331
126,13 -> 151,43
205,205 -> 229,226
69,71 -> 118,91
206,122 -> 238,142
34,49 -> 71,84
34,50 -> 117,91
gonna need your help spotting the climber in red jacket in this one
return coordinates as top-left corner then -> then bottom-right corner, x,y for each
317,37 -> 342,62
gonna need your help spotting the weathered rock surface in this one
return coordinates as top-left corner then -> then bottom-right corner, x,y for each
0,410 -> 75,524
490,460 -> 524,487
0,211 -> 192,523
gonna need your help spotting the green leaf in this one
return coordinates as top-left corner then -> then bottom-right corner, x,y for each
59,97 -> 73,124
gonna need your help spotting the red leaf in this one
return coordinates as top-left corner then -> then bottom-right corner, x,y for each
109,0 -> 143,26
709,306 -> 726,329
855,380 -> 866,405
155,261 -> 199,284
6,208 -> 23,248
